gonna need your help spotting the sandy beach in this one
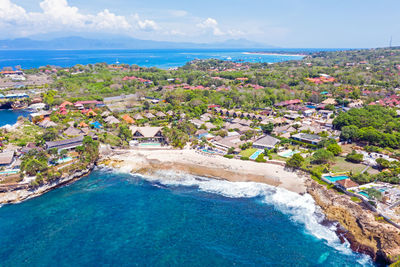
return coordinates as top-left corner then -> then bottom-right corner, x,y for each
100,147 -> 307,194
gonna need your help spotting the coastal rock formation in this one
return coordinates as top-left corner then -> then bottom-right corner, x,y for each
307,179 -> 400,264
0,164 -> 94,204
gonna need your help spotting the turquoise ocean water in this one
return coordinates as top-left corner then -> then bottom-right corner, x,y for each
0,49 -> 308,69
0,110 -> 30,127
0,170 -> 373,266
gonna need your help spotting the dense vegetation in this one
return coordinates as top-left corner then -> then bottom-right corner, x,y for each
334,105 -> 400,148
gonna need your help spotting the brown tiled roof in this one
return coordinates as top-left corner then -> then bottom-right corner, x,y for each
336,179 -> 359,189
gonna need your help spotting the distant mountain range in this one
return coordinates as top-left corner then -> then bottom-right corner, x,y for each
0,36 -> 275,50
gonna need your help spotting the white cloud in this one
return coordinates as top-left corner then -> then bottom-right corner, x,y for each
197,18 -> 218,29
39,0 -> 86,27
197,18 -> 244,37
0,0 -> 28,22
133,14 -> 159,31
197,18 -> 225,36
0,0 -> 160,37
92,9 -> 131,30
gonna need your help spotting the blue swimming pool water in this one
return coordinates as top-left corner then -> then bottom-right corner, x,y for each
249,149 -> 264,160
139,143 -> 161,147
0,170 -> 19,175
279,150 -> 300,158
323,175 -> 349,183
56,157 -> 73,164
359,192 -> 370,198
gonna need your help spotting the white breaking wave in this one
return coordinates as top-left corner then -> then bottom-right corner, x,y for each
108,168 -> 372,264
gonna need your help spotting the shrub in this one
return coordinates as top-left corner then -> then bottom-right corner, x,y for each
240,156 -> 249,161
346,150 -> 363,163
351,196 -> 362,203
224,154 -> 234,159
255,154 -> 266,163
311,149 -> 334,164
286,153 -> 304,169
327,143 -> 342,156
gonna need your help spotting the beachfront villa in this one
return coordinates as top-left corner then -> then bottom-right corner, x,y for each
252,135 -> 280,150
130,126 -> 166,144
45,136 -> 84,152
291,133 -> 322,145
0,151 -> 15,167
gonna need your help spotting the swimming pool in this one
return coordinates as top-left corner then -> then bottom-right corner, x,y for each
359,192 -> 370,198
138,143 -> 161,147
278,150 -> 300,158
0,170 -> 19,175
250,149 -> 264,160
56,157 -> 73,164
322,175 -> 349,183
202,149 -> 215,154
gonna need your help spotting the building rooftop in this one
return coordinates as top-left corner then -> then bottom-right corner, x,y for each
0,151 -> 14,165
253,135 -> 280,148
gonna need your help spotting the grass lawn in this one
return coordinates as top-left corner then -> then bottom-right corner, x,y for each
270,153 -> 287,161
240,148 -> 258,158
331,156 -> 368,174
8,122 -> 43,146
101,133 -> 121,146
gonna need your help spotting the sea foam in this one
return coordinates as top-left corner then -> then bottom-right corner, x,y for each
128,169 -> 372,264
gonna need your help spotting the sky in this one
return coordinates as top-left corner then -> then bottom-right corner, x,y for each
1,0 -> 399,48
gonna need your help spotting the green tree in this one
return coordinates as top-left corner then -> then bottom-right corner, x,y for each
311,149 -> 334,164
346,150 -> 363,163
327,143 -> 342,156
261,123 -> 274,134
42,128 -> 58,141
286,153 -> 304,169
119,125 -> 133,142
340,125 -> 359,141
376,158 -> 390,170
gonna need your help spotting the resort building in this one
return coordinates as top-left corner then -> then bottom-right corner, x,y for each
213,136 -> 244,152
253,135 -> 280,150
0,151 -> 15,167
291,133 -> 322,145
29,111 -> 52,124
130,127 -> 166,144
45,136 -> 84,151
104,116 -> 120,125
64,127 -> 85,137
335,179 -> 359,191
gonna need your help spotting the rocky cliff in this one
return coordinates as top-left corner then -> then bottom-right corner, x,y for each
307,179 -> 400,264
0,164 -> 94,204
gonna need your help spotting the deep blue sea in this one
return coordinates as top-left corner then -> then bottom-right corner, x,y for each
0,109 -> 30,127
0,170 -> 373,266
0,49 -> 311,69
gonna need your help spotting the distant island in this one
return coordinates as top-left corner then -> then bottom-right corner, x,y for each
0,36 -> 275,50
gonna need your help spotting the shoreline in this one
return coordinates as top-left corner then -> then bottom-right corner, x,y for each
99,148 -> 307,194
243,52 -> 306,57
1,146 -> 399,264
99,147 -> 400,264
